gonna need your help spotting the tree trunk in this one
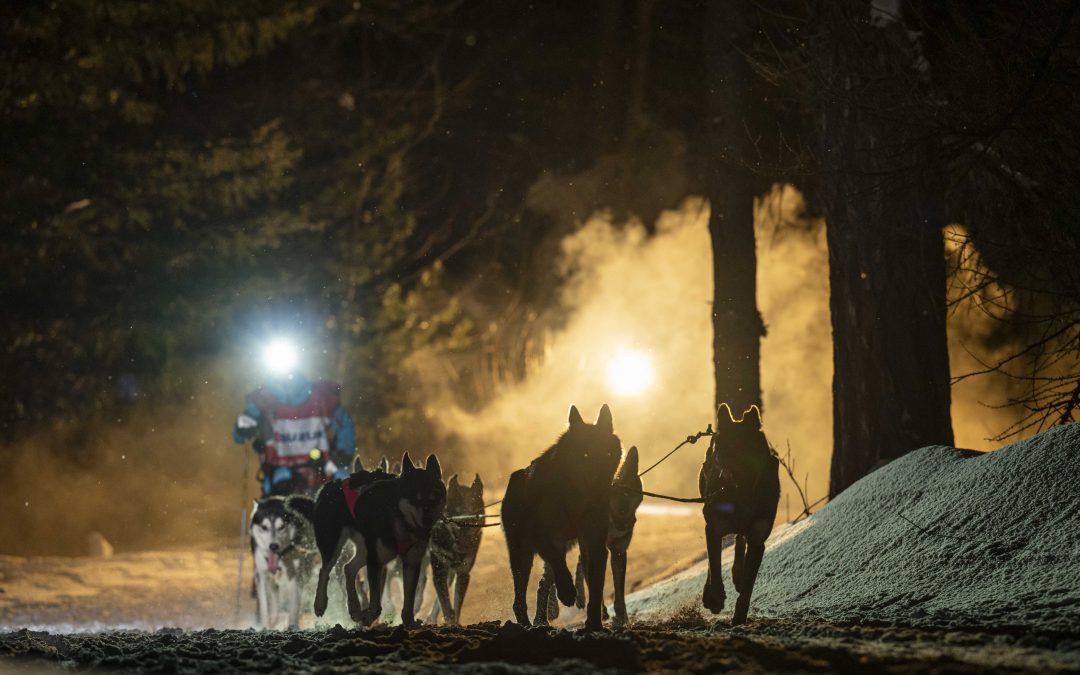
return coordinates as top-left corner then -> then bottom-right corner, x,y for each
704,1 -> 766,417
821,4 -> 954,497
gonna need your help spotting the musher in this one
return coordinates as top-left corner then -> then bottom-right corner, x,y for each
233,338 -> 355,496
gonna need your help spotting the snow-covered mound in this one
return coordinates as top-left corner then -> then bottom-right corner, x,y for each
626,423 -> 1080,633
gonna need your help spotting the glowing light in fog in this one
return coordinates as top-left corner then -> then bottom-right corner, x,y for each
263,338 -> 299,375
607,349 -> 653,396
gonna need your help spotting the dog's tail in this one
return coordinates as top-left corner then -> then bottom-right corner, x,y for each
286,495 -> 316,524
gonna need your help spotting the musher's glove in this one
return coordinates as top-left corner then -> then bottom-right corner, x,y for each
235,413 -> 258,440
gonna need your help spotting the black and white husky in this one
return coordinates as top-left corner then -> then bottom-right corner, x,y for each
250,496 -> 317,630
426,473 -> 485,625
312,451 -> 446,628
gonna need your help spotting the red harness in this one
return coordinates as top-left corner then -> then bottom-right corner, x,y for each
341,479 -> 362,518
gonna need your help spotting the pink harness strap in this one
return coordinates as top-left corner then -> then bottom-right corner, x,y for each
341,479 -> 361,518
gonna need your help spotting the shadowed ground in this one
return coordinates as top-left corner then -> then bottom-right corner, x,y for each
3,617 -> 1076,673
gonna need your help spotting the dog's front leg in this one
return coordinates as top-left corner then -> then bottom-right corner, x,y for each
413,552 -> 428,617
574,553 -> 587,610
732,535 -> 766,626
359,558 -> 384,626
536,539 -> 575,609
255,572 -> 271,629
533,563 -> 554,625
430,558 -> 455,625
452,568 -> 471,625
581,524 -> 608,631
610,548 -> 628,628
400,552 -> 424,629
266,579 -> 280,629
285,572 -> 301,630
343,550 -> 366,624
702,517 -> 727,614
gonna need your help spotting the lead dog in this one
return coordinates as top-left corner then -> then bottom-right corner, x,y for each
426,473 -> 485,625
536,445 -> 642,628
699,404 -> 780,625
312,451 -> 445,628
250,495 -> 317,630
502,404 -> 622,631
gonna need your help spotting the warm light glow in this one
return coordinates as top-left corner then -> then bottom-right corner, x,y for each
263,338 -> 299,375
607,349 -> 654,396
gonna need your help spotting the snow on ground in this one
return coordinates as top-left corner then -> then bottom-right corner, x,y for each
4,426 -> 1080,672
0,509 -> 707,634
626,423 -> 1080,637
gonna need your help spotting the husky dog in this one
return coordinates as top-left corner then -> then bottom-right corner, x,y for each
502,404 -> 622,631
250,495 -> 317,630
537,446 -> 642,628
381,457 -> 431,623
312,451 -> 445,628
426,473 -> 485,625
320,457 -> 395,615
353,455 -> 391,474
699,404 -> 780,625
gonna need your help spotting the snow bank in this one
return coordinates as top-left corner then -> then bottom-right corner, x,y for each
626,423 -> 1080,633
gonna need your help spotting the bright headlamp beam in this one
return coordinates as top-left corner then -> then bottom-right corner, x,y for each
263,338 -> 299,375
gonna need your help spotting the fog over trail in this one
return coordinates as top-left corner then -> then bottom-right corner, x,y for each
433,192 -> 1028,512
0,193 -> 1032,556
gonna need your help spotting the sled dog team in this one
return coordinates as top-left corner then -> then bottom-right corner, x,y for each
251,402 -> 779,630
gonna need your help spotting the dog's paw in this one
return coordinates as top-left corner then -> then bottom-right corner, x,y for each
313,594 -> 328,617
357,607 -> 382,626
702,583 -> 725,615
556,584 -> 577,608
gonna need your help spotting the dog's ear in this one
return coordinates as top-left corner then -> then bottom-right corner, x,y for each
425,453 -> 442,481
472,473 -> 483,491
400,451 -> 415,474
742,404 -> 762,429
287,496 -> 316,524
595,404 -> 613,435
717,403 -> 736,425
621,446 -> 639,477
378,456 -> 390,473
352,455 -> 365,473
568,405 -> 584,428
251,499 -> 260,516
448,473 -> 459,489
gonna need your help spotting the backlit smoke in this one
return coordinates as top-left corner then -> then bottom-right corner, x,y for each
433,190 -> 1030,517
0,197 -> 1034,556
433,194 -> 836,510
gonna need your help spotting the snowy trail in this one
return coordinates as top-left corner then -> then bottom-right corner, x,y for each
3,426 -> 1080,672
624,424 -> 1080,636
0,507 -> 707,634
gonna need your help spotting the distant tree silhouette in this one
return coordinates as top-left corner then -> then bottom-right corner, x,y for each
703,0 -> 768,417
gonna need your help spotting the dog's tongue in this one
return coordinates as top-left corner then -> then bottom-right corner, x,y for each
267,551 -> 281,574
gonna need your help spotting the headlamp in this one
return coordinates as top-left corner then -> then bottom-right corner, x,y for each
263,338 -> 299,375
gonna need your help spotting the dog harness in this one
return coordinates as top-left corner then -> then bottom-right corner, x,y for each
341,479 -> 362,518
341,479 -> 420,556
